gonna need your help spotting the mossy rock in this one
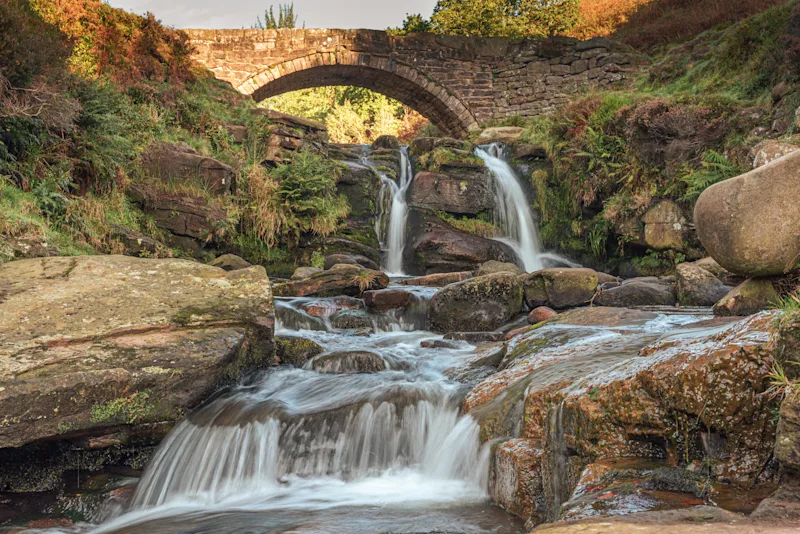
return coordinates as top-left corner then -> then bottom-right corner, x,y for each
275,335 -> 324,367
429,272 -> 524,333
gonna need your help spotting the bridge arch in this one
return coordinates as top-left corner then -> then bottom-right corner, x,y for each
236,51 -> 479,138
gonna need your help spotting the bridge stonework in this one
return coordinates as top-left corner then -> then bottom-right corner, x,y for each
187,29 -> 646,137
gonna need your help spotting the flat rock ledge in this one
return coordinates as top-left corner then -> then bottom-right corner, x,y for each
0,255 -> 275,492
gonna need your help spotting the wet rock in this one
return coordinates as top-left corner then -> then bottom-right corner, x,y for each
408,212 -> 519,275
694,150 -> 800,277
642,201 -> 688,252
0,256 -> 275,451
408,136 -> 470,158
328,310 -> 375,330
714,279 -> 778,317
429,273 -> 524,333
291,266 -> 323,280
444,332 -> 507,343
371,135 -> 400,151
273,265 -> 389,298
399,271 -> 473,287
209,254 -> 252,271
421,340 -> 462,349
311,350 -> 387,374
298,296 -> 364,318
478,260 -> 525,277
363,288 -> 415,312
478,127 -> 524,144
542,506 -> 756,533
335,160 -> 381,218
754,395 -> 800,520
529,307 -> 558,324
506,326 -> 534,340
275,335 -> 324,367
676,262 -> 730,307
594,281 -> 677,307
320,237 -> 381,266
407,170 -> 494,215
141,142 -> 234,195
492,439 -> 544,522
324,253 -> 379,271
521,268 -> 599,310
752,140 -> 800,168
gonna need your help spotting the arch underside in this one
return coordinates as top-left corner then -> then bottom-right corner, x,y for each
244,61 -> 477,138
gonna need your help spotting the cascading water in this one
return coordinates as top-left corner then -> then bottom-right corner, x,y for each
475,143 -> 545,273
374,147 -> 415,275
87,287 -> 522,534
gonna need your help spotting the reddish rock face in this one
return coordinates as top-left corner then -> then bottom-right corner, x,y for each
408,170 -> 494,215
141,142 -> 235,195
363,289 -> 416,313
298,296 -> 364,318
273,265 -> 390,298
529,307 -> 558,324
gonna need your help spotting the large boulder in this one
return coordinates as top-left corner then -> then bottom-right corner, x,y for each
0,256 -> 275,490
675,262 -> 730,307
694,150 -> 800,277
141,142 -> 234,195
407,212 -> 519,275
594,281 -> 677,307
428,273 -> 524,333
713,279 -> 779,317
273,265 -> 389,298
520,268 -> 599,310
363,288 -> 416,312
407,171 -> 494,215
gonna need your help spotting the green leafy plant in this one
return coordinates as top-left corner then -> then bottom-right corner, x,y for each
767,361 -> 800,401
681,150 -> 741,201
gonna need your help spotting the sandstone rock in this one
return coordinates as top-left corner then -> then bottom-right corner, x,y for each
594,281 -> 677,307
273,265 -> 389,298
713,279 -> 778,316
478,127 -> 524,144
224,124 -> 248,143
209,254 -> 252,271
291,266 -> 323,280
514,144 -> 548,160
297,296 -> 363,318
311,351 -> 387,374
675,262 -> 729,307
521,268 -> 599,310
529,307 -> 558,324
109,225 -> 164,257
642,201 -> 687,252
751,140 -> 800,169
363,288 -> 415,312
407,171 -> 494,215
399,272 -> 473,287
371,135 -> 400,151
323,253 -> 379,271
477,260 -> 525,277
694,150 -> 800,277
408,212 -> 519,275
429,273 -> 524,333
141,142 -> 235,195
0,256 -> 275,450
275,335 -> 324,367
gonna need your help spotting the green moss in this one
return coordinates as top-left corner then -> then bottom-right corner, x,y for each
90,392 -> 154,425
437,211 -> 499,238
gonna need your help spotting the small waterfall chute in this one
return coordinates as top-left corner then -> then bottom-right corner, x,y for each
475,143 -> 545,273
373,147 -> 415,275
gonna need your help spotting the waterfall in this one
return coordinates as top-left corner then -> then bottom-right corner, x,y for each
475,143 -> 545,273
374,147 -> 415,275
131,392 -> 489,509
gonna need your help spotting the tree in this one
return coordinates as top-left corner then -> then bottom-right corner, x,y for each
254,3 -> 298,30
429,0 -> 580,38
388,13 -> 432,35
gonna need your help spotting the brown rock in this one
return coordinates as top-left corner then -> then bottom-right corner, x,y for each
477,260 -> 525,277
594,281 -> 676,307
291,266 -> 323,280
310,350 -> 387,374
0,256 -> 275,450
751,140 -> 800,169
141,142 -> 235,195
478,127 -> 524,144
273,265 -> 389,298
429,273 -> 524,333
642,201 -> 687,252
694,150 -> 800,277
225,124 -> 248,143
209,254 -> 252,271
408,171 -> 495,215
675,262 -> 730,307
528,306 -> 558,324
363,288 -> 415,312
521,268 -> 599,310
399,272 -> 473,287
713,279 -> 778,316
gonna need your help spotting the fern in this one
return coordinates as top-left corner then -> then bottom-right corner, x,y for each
681,150 -> 741,201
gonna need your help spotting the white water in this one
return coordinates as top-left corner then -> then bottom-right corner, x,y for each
475,143 -> 545,273
375,147 -> 415,275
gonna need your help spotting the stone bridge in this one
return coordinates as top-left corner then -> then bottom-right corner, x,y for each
187,29 -> 646,137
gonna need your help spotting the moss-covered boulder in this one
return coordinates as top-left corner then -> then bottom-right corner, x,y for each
714,279 -> 779,316
428,273 -> 524,333
520,268 -> 599,310
275,335 -> 324,367
695,150 -> 800,277
0,255 -> 275,489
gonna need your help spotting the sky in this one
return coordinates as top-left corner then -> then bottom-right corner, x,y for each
107,0 -> 439,30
